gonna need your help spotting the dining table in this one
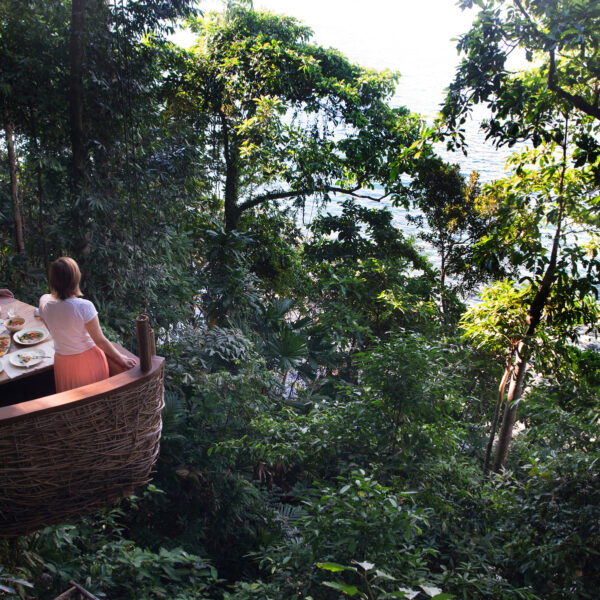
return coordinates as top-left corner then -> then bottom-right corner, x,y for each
0,299 -> 55,386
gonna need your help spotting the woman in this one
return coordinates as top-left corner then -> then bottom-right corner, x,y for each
39,256 -> 137,393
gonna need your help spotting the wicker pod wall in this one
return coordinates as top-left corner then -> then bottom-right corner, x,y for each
0,357 -> 164,537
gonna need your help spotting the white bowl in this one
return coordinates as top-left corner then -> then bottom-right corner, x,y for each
5,317 -> 26,333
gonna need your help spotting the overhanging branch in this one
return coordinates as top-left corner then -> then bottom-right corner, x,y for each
238,185 -> 394,213
512,1 -> 600,120
548,50 -> 600,121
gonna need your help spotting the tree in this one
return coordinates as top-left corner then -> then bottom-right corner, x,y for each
69,0 -> 87,193
165,7 -> 422,231
0,0 -> 71,259
442,0 -> 600,164
303,200 -> 436,380
408,158 -> 500,315
0,0 -> 202,329
439,0 -> 600,471
63,0 -> 199,253
461,113 -> 600,472
3,118 -> 24,254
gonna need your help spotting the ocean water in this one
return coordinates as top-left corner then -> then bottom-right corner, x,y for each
183,1 -> 527,252
292,101 -> 519,265
184,0 -> 522,185
177,3 -> 598,349
250,0 -> 523,181
241,0 -> 527,249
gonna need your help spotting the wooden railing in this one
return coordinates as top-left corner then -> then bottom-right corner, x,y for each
0,347 -> 164,536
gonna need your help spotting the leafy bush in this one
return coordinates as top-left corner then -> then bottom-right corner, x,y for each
232,471 -> 436,600
1,514 -> 221,600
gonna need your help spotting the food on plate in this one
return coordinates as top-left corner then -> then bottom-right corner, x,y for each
17,330 -> 44,343
0,335 -> 9,357
8,351 -> 42,368
5,316 -> 25,332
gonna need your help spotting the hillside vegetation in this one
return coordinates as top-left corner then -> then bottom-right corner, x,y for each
1,1 -> 600,598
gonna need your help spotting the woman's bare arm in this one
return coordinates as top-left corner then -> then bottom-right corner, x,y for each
85,316 -> 137,369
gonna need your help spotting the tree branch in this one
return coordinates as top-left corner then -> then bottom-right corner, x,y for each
548,50 -> 600,120
512,0 -> 543,37
513,0 -> 600,120
237,185 -> 394,213
328,186 -> 394,202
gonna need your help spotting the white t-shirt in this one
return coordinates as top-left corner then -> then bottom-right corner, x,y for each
39,294 -> 98,355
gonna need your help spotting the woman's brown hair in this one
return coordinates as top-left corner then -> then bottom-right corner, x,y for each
49,257 -> 83,300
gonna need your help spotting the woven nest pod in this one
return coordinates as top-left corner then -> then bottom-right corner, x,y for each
0,356 -> 164,537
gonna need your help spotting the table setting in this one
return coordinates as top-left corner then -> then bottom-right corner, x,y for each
0,295 -> 55,383
1,340 -> 55,379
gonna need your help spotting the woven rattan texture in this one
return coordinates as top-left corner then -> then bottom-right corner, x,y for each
0,364 -> 164,536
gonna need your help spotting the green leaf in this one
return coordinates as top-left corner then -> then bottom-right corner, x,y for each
323,581 -> 360,596
317,562 -> 353,572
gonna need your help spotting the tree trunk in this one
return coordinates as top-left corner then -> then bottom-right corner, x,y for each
70,0 -> 88,188
483,354 -> 513,474
491,343 -> 529,472
439,241 -> 447,316
30,112 -> 49,268
491,266 -> 557,472
69,0 -> 93,255
491,117 -> 569,472
221,113 -> 241,231
4,115 -> 25,254
224,160 -> 240,231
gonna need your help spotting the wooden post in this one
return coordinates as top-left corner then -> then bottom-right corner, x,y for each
136,314 -> 152,373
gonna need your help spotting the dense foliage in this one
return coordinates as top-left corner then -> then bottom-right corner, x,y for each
1,1 -> 600,599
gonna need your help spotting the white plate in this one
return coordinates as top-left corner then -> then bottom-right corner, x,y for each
13,328 -> 48,345
9,351 -> 43,368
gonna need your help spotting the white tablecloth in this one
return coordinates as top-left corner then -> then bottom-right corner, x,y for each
1,340 -> 55,379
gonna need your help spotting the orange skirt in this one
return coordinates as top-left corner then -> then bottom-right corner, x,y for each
53,345 -> 109,393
